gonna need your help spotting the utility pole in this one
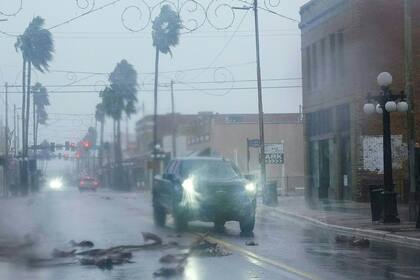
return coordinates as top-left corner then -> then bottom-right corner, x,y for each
4,83 -> 9,196
152,47 -> 160,188
171,80 -> 177,158
405,0 -> 417,222
232,0 -> 267,201
253,0 -> 267,202
13,105 -> 17,156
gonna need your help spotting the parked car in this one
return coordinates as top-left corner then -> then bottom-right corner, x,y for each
153,157 -> 257,235
78,177 -> 100,192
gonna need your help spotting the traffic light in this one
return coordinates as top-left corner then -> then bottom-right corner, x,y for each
50,142 -> 55,152
65,141 -> 70,151
82,141 -> 91,150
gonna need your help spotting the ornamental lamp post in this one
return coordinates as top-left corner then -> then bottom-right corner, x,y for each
363,72 -> 408,224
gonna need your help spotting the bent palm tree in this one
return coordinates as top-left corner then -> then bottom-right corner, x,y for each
95,103 -> 106,170
101,60 -> 138,190
151,5 -> 181,172
32,82 -> 50,158
15,16 -> 54,157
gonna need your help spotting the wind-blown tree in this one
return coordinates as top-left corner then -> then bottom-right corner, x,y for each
108,60 -> 138,165
15,16 -> 54,157
32,82 -> 50,158
101,60 -> 138,190
151,5 -> 181,159
95,102 -> 106,169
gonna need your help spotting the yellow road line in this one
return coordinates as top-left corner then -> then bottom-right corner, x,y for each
198,234 -> 320,280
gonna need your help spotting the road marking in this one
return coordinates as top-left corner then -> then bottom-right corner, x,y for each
196,234 -> 320,280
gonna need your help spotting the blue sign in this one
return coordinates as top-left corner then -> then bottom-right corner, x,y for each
248,139 -> 260,148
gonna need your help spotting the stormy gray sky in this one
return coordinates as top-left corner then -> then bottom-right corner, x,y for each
0,0 -> 308,144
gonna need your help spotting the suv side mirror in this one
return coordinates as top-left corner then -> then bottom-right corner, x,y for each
163,173 -> 175,181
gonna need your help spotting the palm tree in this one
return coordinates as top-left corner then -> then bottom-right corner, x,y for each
101,60 -> 138,190
151,5 -> 181,175
32,82 -> 50,159
108,60 -> 138,164
15,16 -> 54,157
95,103 -> 105,170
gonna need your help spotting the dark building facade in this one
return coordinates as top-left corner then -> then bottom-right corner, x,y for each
300,0 -> 420,202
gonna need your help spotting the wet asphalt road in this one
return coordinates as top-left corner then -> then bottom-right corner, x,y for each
1,188 -> 420,280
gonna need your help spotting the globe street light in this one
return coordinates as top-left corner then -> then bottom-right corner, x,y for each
363,72 -> 408,224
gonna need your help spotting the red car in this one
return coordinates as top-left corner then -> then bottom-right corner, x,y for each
78,177 -> 100,192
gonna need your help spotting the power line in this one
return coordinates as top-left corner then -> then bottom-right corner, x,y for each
192,9 -> 251,80
1,85 -> 301,95
48,0 -> 124,30
237,0 -> 299,22
6,78 -> 301,88
49,61 -> 257,76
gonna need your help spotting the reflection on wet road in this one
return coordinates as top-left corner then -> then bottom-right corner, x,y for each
0,190 -> 419,280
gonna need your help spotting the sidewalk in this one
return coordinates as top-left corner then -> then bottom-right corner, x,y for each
264,196 -> 420,249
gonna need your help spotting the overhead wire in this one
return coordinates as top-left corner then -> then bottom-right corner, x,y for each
192,8 -> 251,81
48,0 -> 124,30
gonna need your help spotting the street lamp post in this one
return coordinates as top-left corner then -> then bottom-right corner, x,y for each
363,72 -> 408,224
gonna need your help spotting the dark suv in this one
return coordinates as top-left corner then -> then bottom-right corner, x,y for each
153,157 -> 257,235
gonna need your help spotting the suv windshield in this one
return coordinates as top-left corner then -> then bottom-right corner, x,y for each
180,160 -> 240,180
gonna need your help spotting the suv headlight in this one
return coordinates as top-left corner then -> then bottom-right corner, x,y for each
182,178 -> 195,193
245,182 -> 256,193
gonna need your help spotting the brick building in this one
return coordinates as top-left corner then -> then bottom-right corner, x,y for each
300,0 -> 420,202
185,112 -> 304,182
134,112 -> 304,190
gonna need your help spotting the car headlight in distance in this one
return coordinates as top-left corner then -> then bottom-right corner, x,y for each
245,182 -> 256,193
49,178 -> 63,190
182,178 -> 195,193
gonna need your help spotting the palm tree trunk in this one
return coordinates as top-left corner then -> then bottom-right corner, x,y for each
33,92 -> 36,160
21,58 -> 26,157
25,62 -> 31,158
152,47 -> 160,187
117,119 -> 122,163
99,120 -> 104,170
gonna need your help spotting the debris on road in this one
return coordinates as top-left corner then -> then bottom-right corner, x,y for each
335,235 -> 370,248
245,240 -> 258,246
191,239 -> 231,257
159,253 -> 188,264
142,232 -> 163,245
52,249 -> 76,258
351,238 -> 370,248
70,240 -> 95,248
153,266 -> 184,278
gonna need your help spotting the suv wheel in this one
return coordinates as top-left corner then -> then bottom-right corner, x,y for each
214,220 -> 225,232
153,202 -> 166,227
239,205 -> 256,236
173,209 -> 188,232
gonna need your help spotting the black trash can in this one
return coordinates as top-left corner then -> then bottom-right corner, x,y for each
264,181 -> 278,206
369,185 -> 384,222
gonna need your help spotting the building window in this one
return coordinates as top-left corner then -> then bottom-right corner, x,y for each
329,33 -> 336,82
337,31 -> 345,78
307,108 -> 333,137
305,47 -> 311,91
336,104 -> 350,132
311,43 -> 318,89
320,38 -> 326,84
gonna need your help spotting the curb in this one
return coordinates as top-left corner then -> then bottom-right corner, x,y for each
264,205 -> 420,249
